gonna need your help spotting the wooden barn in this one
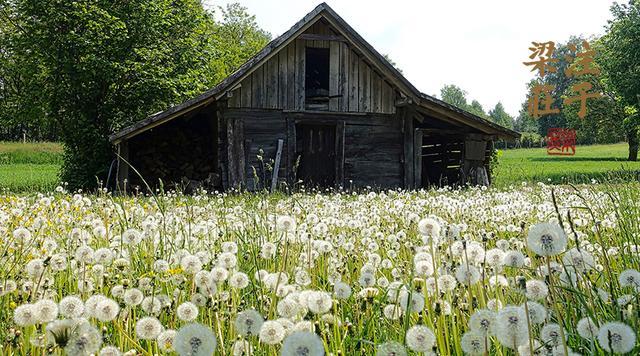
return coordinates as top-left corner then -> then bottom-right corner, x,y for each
109,3 -> 519,192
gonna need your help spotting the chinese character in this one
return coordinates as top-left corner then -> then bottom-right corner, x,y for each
528,84 -> 560,118
563,82 -> 601,119
547,128 -> 576,156
565,41 -> 600,77
523,41 -> 559,77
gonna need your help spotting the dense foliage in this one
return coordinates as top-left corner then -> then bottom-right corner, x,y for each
0,0 -> 269,189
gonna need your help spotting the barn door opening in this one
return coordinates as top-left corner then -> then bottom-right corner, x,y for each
417,132 -> 464,187
295,123 -> 336,188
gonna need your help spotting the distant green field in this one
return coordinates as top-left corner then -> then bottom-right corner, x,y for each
0,141 -> 63,192
494,142 -> 640,186
1,141 -> 639,192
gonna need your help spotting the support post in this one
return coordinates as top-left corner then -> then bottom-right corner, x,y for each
271,139 -> 284,192
402,108 -> 415,189
116,141 -> 129,193
414,130 -> 423,189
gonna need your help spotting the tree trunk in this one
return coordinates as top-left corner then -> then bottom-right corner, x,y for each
629,128 -> 638,161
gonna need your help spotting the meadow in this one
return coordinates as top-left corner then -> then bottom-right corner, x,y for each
2,141 -> 640,192
493,142 -> 640,186
1,182 -> 640,355
1,141 -> 640,355
0,141 -> 63,192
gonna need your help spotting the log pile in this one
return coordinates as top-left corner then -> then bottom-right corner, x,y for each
128,113 -> 219,191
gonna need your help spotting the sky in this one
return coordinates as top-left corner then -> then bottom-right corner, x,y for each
206,0 -> 617,117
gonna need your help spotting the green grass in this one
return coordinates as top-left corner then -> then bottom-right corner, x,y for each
494,142 -> 640,186
0,141 -> 62,192
1,141 -> 640,192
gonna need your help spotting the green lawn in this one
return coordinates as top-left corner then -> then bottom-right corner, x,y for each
0,141 -> 63,192
494,142 -> 640,186
1,141 -> 639,192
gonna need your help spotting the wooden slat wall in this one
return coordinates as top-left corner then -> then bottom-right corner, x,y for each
228,20 -> 397,114
343,120 -> 403,188
224,109 -> 288,191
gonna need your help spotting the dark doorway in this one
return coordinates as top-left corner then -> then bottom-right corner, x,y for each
305,47 -> 330,110
296,123 -> 336,188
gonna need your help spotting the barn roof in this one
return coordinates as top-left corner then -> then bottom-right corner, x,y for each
110,2 -> 520,144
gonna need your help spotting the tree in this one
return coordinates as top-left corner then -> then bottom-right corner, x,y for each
468,100 -> 488,119
8,0 -> 269,189
440,84 -> 469,110
382,54 -> 403,74
0,3 -> 54,140
212,3 -> 271,83
600,0 -> 640,161
488,102 -> 514,129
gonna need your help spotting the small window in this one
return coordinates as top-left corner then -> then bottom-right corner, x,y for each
305,47 -> 330,99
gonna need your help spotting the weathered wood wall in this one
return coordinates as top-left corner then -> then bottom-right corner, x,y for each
224,109 -> 290,191
227,20 -> 398,114
221,108 -> 403,190
344,119 -> 403,188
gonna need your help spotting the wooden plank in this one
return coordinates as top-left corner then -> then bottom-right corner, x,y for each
217,104 -> 228,190
237,122 -> 246,188
116,141 -> 129,192
286,43 -> 296,110
359,59 -> 370,112
402,109 -> 414,189
339,43 -> 349,111
271,139 -> 284,192
252,65 -> 264,108
414,130 -> 423,189
335,121 -> 345,188
241,76 -> 252,107
267,56 -> 279,109
329,41 -> 340,111
298,33 -> 347,42
372,73 -> 382,113
228,88 -> 241,107
348,50 -> 359,112
295,40 -> 305,111
278,49 -> 287,109
286,116 -> 296,187
226,116 -> 237,187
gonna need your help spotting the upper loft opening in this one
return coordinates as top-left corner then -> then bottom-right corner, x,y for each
305,47 -> 330,110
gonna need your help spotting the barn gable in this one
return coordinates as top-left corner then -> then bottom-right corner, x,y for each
110,3 -> 520,192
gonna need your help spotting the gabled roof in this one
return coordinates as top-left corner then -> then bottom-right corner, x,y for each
110,2 -> 519,144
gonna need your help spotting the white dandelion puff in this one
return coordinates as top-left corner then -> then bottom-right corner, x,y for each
235,309 -> 264,337
597,321 -> 636,354
281,331 -> 325,356
177,302 -> 199,322
405,325 -> 436,352
259,320 -> 286,345
526,222 -> 567,256
135,317 -> 163,340
576,317 -> 598,340
174,323 -> 217,356
376,341 -> 407,356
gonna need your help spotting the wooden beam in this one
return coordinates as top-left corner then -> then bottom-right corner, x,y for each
271,139 -> 284,192
414,130 -> 423,189
286,116 -> 297,187
402,108 -> 414,189
335,121 -> 345,189
298,33 -> 347,42
395,97 -> 413,107
116,141 -> 129,193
